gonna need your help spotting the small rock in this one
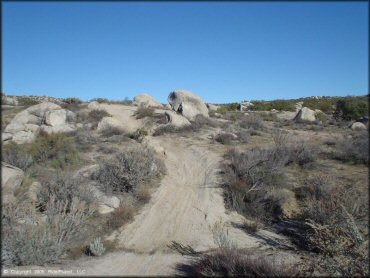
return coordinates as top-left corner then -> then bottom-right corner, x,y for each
350,122 -> 367,130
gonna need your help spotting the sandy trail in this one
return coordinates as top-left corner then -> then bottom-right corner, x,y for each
62,135 -> 265,276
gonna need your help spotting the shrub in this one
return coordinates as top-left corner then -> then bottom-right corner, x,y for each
87,237 -> 105,257
17,96 -> 39,106
104,199 -> 135,231
88,109 -> 112,123
27,132 -> 79,168
2,196 -> 95,266
222,148 -> 287,222
332,132 -> 369,164
214,133 -> 235,145
153,124 -> 194,136
100,126 -> 126,137
259,112 -> 279,122
62,97 -> 82,105
182,248 -> 297,277
93,147 -> 160,193
272,130 -> 317,168
36,171 -> 96,212
130,128 -> 148,141
236,129 -> 250,143
238,114 -> 264,130
135,107 -> 155,119
250,99 -> 296,112
334,96 -> 368,121
191,114 -> 224,130
216,103 -> 240,114
2,141 -> 34,170
211,221 -> 235,249
90,98 -> 109,104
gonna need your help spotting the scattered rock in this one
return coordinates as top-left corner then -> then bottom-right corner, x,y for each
164,110 -> 191,128
350,122 -> 367,130
168,90 -> 209,121
294,107 -> 316,122
133,93 -> 163,108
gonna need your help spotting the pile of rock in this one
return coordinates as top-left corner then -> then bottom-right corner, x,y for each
3,102 -> 77,144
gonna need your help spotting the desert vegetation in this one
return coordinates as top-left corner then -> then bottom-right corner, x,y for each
1,92 -> 368,276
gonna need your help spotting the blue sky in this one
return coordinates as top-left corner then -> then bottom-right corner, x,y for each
3,2 -> 368,103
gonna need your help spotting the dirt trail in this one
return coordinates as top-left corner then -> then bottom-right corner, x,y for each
61,135 -> 267,276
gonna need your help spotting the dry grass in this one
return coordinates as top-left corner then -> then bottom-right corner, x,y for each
178,248 -> 297,277
135,107 -> 155,119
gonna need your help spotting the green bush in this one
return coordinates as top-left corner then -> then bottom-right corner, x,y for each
17,97 -> 39,106
250,100 -> 296,112
334,96 -> 369,121
90,98 -> 109,103
28,132 -> 79,169
62,97 -> 82,105
216,103 -> 240,114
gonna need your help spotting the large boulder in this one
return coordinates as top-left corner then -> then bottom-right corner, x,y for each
164,110 -> 191,128
350,122 -> 367,130
2,162 -> 24,199
294,107 -> 316,122
168,90 -> 209,121
3,102 -> 76,144
133,93 -> 162,108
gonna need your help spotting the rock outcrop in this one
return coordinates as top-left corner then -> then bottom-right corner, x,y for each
2,162 -> 24,203
164,110 -> 191,128
133,94 -> 162,108
168,90 -> 209,121
294,107 -> 316,122
3,102 -> 76,144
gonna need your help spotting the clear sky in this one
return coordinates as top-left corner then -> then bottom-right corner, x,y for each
3,2 -> 368,103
